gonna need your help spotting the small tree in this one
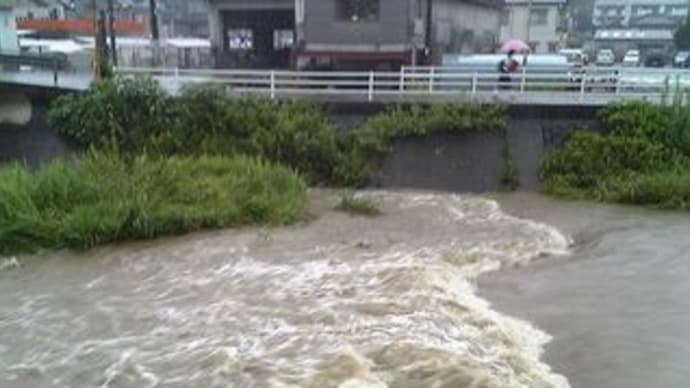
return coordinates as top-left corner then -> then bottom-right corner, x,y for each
675,12 -> 690,50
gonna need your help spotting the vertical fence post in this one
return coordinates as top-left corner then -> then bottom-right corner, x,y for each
675,74 -> 681,105
174,66 -> 180,91
270,70 -> 276,99
471,72 -> 478,96
53,58 -> 59,87
615,71 -> 621,95
519,67 -> 526,94
579,74 -> 587,102
399,67 -> 405,92
368,71 -> 375,102
428,67 -> 435,93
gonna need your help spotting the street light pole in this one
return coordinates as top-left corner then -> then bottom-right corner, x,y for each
526,0 -> 533,46
108,0 -> 117,67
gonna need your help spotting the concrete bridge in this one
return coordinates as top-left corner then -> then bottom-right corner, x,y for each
3,66 -> 690,106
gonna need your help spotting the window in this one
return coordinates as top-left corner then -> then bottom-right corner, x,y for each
228,29 -> 253,50
335,0 -> 380,22
274,29 -> 294,50
548,42 -> 559,53
530,8 -> 548,25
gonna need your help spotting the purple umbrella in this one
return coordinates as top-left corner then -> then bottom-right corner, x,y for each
500,39 -> 530,53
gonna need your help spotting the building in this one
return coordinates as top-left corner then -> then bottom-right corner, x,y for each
207,0 -> 503,70
593,0 -> 687,29
500,0 -> 569,53
592,0 -> 686,56
0,0 -> 19,53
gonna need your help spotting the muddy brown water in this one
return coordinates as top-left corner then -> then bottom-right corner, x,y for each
1,191 -> 688,388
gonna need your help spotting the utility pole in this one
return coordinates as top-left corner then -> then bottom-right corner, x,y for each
526,0 -> 533,45
92,0 -> 102,79
108,0 -> 117,67
149,0 -> 160,66
425,0 -> 433,64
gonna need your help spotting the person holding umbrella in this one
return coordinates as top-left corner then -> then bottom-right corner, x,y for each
498,39 -> 530,90
498,50 -> 520,89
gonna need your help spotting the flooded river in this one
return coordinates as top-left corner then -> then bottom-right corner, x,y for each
482,193 -> 690,388
0,191 -> 688,387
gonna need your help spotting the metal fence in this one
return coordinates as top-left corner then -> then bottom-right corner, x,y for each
113,66 -> 690,106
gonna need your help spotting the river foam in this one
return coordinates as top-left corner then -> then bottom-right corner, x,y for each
0,191 -> 571,388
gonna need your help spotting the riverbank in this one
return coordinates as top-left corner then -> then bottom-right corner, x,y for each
0,152 -> 307,256
482,192 -> 690,388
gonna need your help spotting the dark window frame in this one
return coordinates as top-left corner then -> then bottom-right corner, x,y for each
335,0 -> 380,23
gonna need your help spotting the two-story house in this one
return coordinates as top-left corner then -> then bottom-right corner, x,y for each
207,0 -> 502,69
499,0 -> 569,53
593,0 -> 686,56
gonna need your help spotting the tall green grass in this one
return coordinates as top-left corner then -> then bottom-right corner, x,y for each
0,151 -> 307,255
543,101 -> 690,209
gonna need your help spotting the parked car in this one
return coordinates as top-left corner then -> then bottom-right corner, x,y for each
622,50 -> 640,67
644,52 -> 667,68
674,51 -> 689,67
596,49 -> 615,66
559,48 -> 587,67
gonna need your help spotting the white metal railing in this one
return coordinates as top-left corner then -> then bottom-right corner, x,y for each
113,66 -> 690,105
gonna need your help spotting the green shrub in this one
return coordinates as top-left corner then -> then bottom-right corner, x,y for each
335,193 -> 381,216
543,102 -> 690,209
0,151 -> 307,255
49,79 -> 363,186
49,76 -> 172,150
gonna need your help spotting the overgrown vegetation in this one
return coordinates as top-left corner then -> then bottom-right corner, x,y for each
0,151 -> 307,255
49,78 -> 363,186
355,104 -> 507,157
335,193 -> 381,217
543,101 -> 690,209
49,77 -> 514,189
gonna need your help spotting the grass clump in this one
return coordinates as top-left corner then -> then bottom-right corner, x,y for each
0,151 -> 307,255
355,104 -> 507,157
335,193 -> 381,217
543,101 -> 690,209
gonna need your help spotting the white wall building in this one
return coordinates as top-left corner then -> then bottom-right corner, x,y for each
500,0 -> 568,53
0,0 -> 19,53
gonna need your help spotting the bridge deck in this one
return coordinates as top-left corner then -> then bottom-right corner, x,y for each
2,67 -> 688,106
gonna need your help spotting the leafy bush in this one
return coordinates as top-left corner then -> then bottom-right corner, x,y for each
49,79 -> 361,185
0,151 -> 307,255
543,102 -> 690,209
49,76 -> 172,151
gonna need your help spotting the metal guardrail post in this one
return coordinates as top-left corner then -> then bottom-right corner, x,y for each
428,67 -> 435,93
368,71 -> 374,102
399,67 -> 405,92
520,68 -> 526,94
270,70 -> 276,99
579,75 -> 586,102
53,58 -> 58,87
471,72 -> 477,96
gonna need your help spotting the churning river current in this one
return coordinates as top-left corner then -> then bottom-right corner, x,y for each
1,191 -> 688,388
